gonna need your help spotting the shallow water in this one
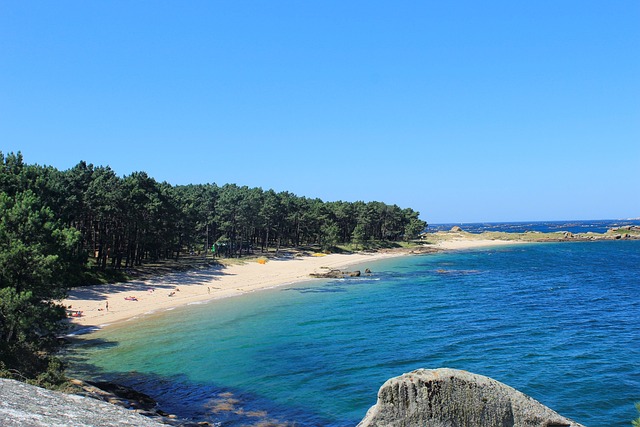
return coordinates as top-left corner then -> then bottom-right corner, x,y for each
70,240 -> 640,426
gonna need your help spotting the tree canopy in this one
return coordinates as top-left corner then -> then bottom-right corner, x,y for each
3,152 -> 427,268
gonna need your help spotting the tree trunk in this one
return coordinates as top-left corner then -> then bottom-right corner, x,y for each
265,226 -> 270,253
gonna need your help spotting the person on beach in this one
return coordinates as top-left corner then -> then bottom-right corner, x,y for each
106,301 -> 109,311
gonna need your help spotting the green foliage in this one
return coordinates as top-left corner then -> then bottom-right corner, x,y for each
27,357 -> 68,390
320,221 -> 340,251
0,284 -> 69,387
0,152 -> 81,386
0,287 -> 67,347
633,402 -> 640,427
0,190 -> 80,294
0,353 -> 68,390
404,217 -> 427,241
351,223 -> 367,250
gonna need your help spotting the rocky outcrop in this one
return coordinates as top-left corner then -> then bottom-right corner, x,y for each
0,378 -> 166,427
310,269 -> 361,278
357,368 -> 584,427
450,226 -> 463,232
0,369 -> 586,427
609,225 -> 640,232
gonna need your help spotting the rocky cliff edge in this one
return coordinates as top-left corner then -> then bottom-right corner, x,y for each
0,378 -> 166,427
1,368 -> 586,427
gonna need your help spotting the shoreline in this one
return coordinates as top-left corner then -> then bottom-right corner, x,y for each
63,239 -> 525,332
62,250 -> 406,332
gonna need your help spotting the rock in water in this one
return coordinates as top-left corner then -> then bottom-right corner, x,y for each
310,269 -> 361,279
357,368 -> 584,427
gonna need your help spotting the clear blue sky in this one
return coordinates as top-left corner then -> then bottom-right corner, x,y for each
1,1 -> 638,224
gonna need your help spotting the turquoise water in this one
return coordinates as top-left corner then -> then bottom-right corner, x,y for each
70,240 -> 640,426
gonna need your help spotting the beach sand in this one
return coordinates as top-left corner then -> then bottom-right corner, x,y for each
434,238 -> 528,250
62,251 -> 402,330
63,239 -> 523,330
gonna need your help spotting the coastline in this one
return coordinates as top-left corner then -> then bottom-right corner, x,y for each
58,231 -> 639,427
62,239 -> 524,331
62,251 -> 406,331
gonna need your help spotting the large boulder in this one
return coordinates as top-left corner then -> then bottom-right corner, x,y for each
357,368 -> 584,427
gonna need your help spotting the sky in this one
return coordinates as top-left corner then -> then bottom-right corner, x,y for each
1,1 -> 639,224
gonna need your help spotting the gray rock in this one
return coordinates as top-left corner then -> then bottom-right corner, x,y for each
0,369 -> 586,427
310,269 -> 361,279
357,368 -> 584,427
0,378 -> 166,427
450,226 -> 463,232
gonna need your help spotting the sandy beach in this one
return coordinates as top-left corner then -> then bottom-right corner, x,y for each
433,238 -> 528,250
63,239 -> 523,330
63,251 -> 404,330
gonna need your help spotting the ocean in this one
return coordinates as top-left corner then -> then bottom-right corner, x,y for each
426,218 -> 640,234
69,221 -> 640,427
